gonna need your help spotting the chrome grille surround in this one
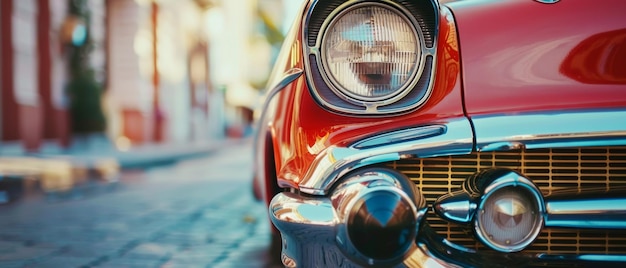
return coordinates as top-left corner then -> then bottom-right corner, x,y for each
388,146 -> 626,254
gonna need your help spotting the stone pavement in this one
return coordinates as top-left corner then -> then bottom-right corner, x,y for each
0,140 -> 282,268
0,189 -> 277,268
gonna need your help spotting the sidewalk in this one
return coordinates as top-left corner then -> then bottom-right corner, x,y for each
0,135 -> 239,203
0,141 -> 278,268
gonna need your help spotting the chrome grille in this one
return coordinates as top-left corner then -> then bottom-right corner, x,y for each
388,147 -> 626,254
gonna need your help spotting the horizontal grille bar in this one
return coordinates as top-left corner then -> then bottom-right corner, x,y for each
388,146 -> 626,254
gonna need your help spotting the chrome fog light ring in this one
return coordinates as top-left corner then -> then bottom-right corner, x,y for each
331,168 -> 426,266
345,186 -> 417,261
473,174 -> 545,253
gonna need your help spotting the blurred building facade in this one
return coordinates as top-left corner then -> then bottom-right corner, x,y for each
0,0 -> 274,153
1,0 -> 88,152
106,0 -> 220,146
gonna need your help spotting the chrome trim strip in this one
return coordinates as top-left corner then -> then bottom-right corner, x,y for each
546,197 -> 626,229
534,0 -> 560,4
473,110 -> 626,152
261,68 -> 304,112
575,255 -> 626,262
254,68 -> 303,134
298,118 -> 474,195
433,192 -> 476,224
352,125 -> 446,149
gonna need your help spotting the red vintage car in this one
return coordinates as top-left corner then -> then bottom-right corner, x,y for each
253,0 -> 626,266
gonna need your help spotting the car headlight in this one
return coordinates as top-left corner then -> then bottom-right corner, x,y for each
320,3 -> 423,104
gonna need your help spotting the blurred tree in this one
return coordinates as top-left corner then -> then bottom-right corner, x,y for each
257,9 -> 284,47
251,7 -> 286,90
66,0 -> 106,134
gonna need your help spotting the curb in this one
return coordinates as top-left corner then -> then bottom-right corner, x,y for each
0,138 -> 240,204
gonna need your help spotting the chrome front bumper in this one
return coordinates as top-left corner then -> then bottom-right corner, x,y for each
270,189 -> 626,267
269,191 -> 455,268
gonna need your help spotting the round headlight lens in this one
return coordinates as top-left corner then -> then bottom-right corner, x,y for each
321,4 -> 420,101
475,186 -> 543,252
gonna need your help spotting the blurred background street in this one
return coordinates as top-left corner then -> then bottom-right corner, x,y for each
0,139 -> 282,268
1,0 -> 297,267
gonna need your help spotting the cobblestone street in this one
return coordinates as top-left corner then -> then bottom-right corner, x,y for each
0,140 -> 281,268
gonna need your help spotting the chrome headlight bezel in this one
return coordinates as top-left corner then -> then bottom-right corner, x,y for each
303,0 -> 439,115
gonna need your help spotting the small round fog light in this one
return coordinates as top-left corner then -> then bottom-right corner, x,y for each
475,186 -> 543,252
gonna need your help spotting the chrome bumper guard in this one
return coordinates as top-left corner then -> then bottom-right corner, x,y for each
271,168 -> 433,267
270,191 -> 457,268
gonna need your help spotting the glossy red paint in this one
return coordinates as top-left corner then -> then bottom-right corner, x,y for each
447,0 -> 626,116
561,28 -> 626,85
267,6 -> 465,189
